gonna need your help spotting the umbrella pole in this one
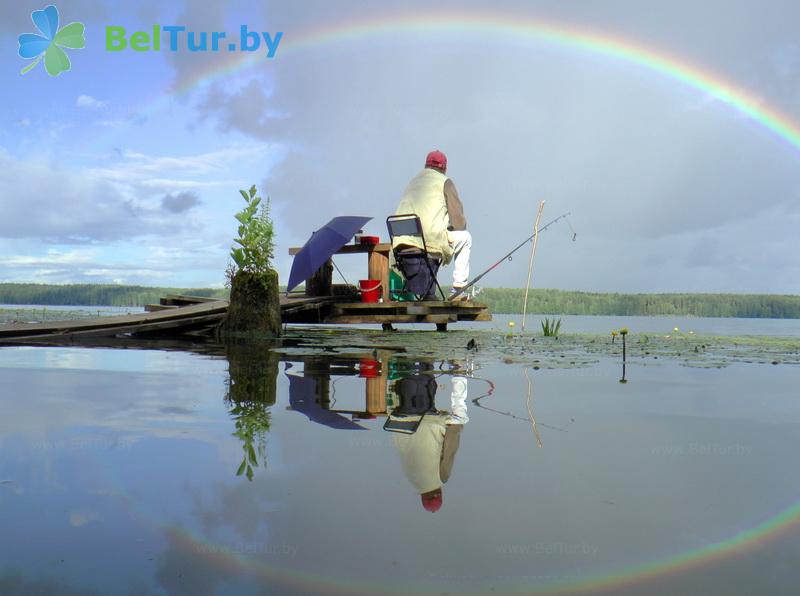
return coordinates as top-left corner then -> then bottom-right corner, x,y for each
331,258 -> 352,287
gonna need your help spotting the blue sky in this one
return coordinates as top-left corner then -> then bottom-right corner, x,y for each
2,0 -> 799,292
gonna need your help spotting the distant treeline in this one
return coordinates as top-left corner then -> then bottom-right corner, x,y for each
479,288 -> 800,318
0,284 -> 229,307
1,284 -> 799,318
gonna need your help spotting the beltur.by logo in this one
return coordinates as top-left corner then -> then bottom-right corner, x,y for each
105,25 -> 283,58
18,4 -> 85,76
16,5 -> 283,78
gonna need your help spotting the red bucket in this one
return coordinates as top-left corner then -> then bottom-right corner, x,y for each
359,279 -> 382,303
359,235 -> 380,245
359,358 -> 380,378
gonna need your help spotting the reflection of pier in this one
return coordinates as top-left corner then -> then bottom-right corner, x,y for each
284,355 -> 391,426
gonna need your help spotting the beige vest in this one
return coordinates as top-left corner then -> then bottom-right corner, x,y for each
394,168 -> 454,264
393,415 -> 447,494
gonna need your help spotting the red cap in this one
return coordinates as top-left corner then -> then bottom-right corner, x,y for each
425,150 -> 447,172
421,489 -> 443,512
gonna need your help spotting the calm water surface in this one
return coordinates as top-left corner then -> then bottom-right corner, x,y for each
0,341 -> 798,595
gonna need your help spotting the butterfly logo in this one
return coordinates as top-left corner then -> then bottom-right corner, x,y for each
18,5 -> 85,76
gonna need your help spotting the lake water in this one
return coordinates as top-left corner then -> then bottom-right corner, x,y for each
1,329 -> 798,595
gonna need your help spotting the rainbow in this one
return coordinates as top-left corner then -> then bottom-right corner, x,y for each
143,483 -> 800,595
85,414 -> 800,595
156,11 -> 800,154
102,11 -> 800,593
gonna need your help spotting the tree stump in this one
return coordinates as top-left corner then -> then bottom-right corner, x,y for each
225,342 -> 279,405
225,269 -> 281,337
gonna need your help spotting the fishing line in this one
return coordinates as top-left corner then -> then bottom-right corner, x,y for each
450,211 -> 572,300
566,216 -> 578,241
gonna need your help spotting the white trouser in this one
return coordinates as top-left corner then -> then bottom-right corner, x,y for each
447,376 -> 469,424
447,230 -> 472,288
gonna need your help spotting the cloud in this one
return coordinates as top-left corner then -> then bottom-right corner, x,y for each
0,151 -> 163,243
196,80 -> 277,139
0,140 -> 280,284
5,249 -> 96,267
0,143 -> 270,243
0,246 -> 178,284
76,95 -> 107,110
162,191 -> 201,213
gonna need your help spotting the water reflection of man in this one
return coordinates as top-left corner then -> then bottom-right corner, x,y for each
393,374 -> 469,512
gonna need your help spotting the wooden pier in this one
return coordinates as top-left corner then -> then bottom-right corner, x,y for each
0,296 -> 228,342
0,292 -> 491,342
302,299 -> 490,326
284,240 -> 491,328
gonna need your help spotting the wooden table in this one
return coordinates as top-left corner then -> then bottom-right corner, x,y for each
288,242 -> 392,302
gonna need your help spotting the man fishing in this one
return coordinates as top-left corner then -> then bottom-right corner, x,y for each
394,150 -> 472,300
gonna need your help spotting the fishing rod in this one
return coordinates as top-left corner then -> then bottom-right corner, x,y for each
450,211 -> 573,300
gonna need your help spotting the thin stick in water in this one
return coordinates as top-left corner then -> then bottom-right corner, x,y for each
524,367 -> 543,448
522,201 -> 545,332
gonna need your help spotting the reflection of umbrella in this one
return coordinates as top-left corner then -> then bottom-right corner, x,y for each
287,216 -> 372,292
286,373 -> 366,430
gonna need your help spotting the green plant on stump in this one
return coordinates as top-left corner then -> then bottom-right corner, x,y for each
541,317 -> 561,338
224,344 -> 278,480
230,185 -> 275,277
224,185 -> 281,337
229,398 -> 271,481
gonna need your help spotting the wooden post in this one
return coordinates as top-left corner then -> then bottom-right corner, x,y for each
365,376 -> 387,414
306,259 -> 333,297
365,350 -> 389,413
368,248 -> 390,302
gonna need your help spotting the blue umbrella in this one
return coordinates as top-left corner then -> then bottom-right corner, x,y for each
286,373 -> 367,430
287,215 -> 372,292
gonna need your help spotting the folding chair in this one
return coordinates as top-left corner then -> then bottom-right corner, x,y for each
386,214 -> 446,301
383,372 -> 439,434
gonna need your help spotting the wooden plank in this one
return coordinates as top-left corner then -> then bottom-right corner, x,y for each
280,295 -> 338,309
59,314 -> 224,338
282,300 -> 337,315
0,313 -> 225,341
334,243 -> 392,255
327,301 -> 488,310
144,304 -> 178,312
331,303 -> 488,318
279,295 -> 334,306
324,313 -> 461,324
325,314 -> 429,324
0,300 -> 229,339
288,243 -> 392,256
160,294 -> 220,306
